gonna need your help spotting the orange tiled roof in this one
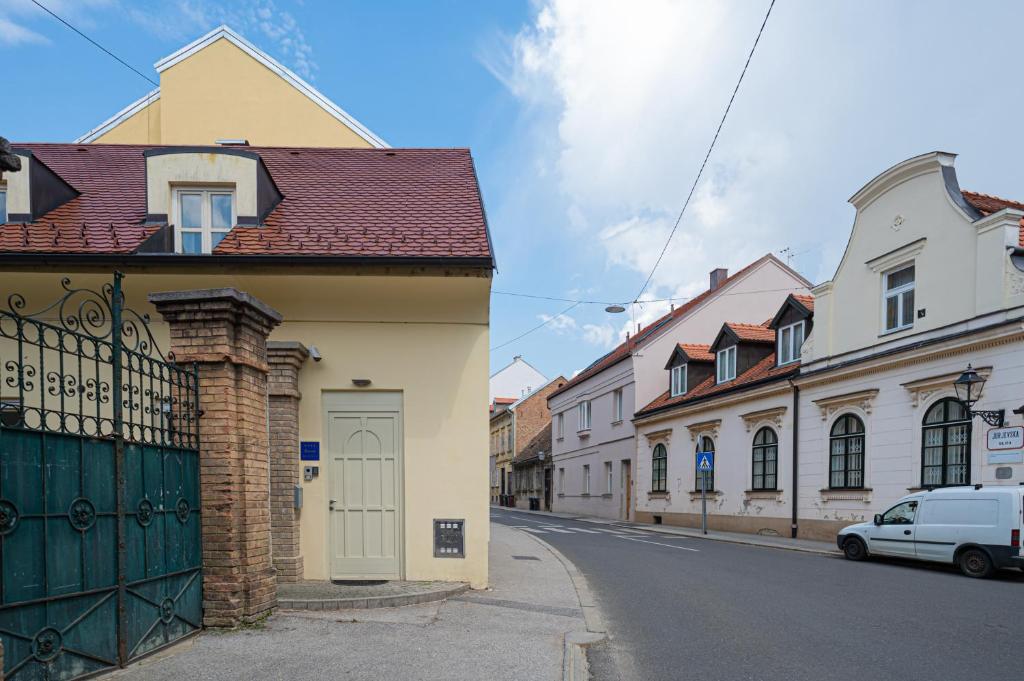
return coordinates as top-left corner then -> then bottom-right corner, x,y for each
637,353 -> 798,418
723,321 -> 775,343
791,294 -> 814,312
962,190 -> 1024,247
676,343 -> 714,362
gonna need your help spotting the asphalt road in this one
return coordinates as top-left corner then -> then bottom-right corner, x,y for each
491,508 -> 1024,681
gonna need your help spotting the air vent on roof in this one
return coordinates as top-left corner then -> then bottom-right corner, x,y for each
385,151 -> 396,156
216,139 -> 249,146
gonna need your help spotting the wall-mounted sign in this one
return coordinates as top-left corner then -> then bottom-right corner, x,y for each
987,427 -> 1024,451
987,451 -> 1023,465
433,519 -> 465,558
300,441 -> 320,461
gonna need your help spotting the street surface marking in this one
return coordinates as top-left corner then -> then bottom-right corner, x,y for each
572,528 -> 601,534
616,536 -> 700,552
523,528 -> 549,534
544,528 -> 574,533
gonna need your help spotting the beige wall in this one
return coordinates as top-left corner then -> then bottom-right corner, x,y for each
94,38 -> 374,148
0,267 -> 490,588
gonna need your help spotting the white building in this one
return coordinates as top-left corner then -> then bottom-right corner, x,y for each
548,256 -> 810,520
490,355 -> 547,403
632,151 -> 1024,541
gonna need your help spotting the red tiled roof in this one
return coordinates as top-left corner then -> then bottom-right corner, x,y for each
724,321 -> 775,343
675,343 -> 713,362
493,397 -> 517,404
963,190 -> 1024,247
547,254 -> 807,401
791,294 -> 814,312
637,353 -> 798,418
1,143 -> 492,261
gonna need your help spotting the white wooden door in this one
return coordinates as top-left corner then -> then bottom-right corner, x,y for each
325,392 -> 402,580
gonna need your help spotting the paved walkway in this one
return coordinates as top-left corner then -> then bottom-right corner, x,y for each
497,505 -> 839,556
113,523 -> 586,681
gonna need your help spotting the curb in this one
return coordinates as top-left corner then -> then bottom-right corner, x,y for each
278,583 -> 470,611
498,507 -> 840,558
519,530 -> 610,681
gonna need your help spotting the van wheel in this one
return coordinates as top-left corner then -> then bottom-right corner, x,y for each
958,548 -> 994,578
842,537 -> 867,561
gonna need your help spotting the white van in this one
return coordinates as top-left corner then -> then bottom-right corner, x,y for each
837,485 -> 1024,578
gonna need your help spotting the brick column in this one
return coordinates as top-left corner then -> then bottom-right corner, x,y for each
149,288 -> 282,627
266,341 -> 308,582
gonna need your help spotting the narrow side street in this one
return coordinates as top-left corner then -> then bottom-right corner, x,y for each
491,508 -> 1024,681
112,523 -> 585,681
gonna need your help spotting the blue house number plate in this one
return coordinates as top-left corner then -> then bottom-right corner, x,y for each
300,441 -> 320,461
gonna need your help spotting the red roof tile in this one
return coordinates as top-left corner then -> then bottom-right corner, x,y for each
1,143 -> 492,261
675,343 -> 713,362
724,321 -> 775,343
791,294 -> 814,312
637,353 -> 798,417
963,190 -> 1024,247
548,254 -> 807,401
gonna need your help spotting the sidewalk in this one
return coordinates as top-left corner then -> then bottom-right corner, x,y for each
112,523 -> 587,681
496,505 -> 841,556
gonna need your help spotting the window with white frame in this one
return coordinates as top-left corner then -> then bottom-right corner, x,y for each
716,346 -> 736,383
777,321 -> 805,365
0,187 -> 7,223
883,263 -> 915,332
578,400 -> 591,431
582,464 -> 590,494
605,461 -> 613,493
670,364 -> 687,396
175,188 -> 235,254
612,389 -> 623,422
557,412 -> 564,439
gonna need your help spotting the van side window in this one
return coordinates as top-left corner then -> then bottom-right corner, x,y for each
881,500 -> 918,525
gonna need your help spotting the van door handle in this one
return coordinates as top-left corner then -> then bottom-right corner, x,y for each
903,530 -> 911,535
330,499 -> 336,509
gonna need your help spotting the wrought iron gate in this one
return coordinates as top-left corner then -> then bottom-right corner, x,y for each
0,273 -> 202,680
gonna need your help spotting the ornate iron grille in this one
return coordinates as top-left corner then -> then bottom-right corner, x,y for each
0,273 -> 202,681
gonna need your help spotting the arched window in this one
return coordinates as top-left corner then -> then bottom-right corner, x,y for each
829,414 -> 864,489
751,427 -> 778,490
651,443 -> 667,492
696,436 -> 715,491
922,398 -> 971,487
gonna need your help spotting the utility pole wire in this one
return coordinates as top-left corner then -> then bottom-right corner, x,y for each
30,0 -> 159,88
633,0 -> 777,303
490,302 -> 580,352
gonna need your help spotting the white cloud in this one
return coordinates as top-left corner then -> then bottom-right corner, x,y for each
581,322 -> 617,348
0,16 -> 47,45
538,311 -> 577,334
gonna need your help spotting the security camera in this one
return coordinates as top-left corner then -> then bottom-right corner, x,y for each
309,345 -> 322,362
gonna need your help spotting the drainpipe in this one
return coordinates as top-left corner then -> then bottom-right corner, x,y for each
791,380 -> 800,539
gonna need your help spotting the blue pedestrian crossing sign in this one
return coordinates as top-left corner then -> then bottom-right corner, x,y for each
696,451 -> 714,472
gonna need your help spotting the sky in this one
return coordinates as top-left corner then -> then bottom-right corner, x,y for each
3,0 -> 1024,382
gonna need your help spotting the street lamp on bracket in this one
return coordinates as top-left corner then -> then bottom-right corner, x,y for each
952,364 -> 1005,427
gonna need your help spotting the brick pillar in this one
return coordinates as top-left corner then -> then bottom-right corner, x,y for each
266,341 -> 308,582
149,288 -> 282,627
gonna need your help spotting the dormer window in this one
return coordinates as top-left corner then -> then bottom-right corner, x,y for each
716,346 -> 736,383
670,364 -> 687,396
883,263 -> 915,332
777,321 -> 804,365
175,188 -> 235,254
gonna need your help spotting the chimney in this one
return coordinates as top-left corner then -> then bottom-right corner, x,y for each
513,355 -> 522,362
710,268 -> 728,290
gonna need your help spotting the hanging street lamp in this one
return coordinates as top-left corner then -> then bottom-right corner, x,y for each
952,364 -> 1005,427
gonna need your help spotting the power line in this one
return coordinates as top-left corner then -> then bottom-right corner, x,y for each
490,302 -> 580,352
30,0 -> 159,88
493,285 -> 802,307
632,0 -> 777,303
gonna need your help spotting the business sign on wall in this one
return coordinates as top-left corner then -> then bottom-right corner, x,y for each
987,427 -> 1024,451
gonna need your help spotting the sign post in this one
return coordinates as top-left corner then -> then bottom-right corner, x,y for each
696,447 -> 715,535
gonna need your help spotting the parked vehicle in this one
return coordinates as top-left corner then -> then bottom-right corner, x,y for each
837,485 -> 1024,578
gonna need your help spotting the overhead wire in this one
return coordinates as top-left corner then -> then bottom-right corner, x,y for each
631,0 -> 776,304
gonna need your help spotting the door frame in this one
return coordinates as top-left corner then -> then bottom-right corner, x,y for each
322,390 -> 405,581
620,459 -> 632,521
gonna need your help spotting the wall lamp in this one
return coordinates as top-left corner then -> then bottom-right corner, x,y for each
953,364 -> 1005,427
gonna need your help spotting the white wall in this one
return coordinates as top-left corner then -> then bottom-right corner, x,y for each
490,357 -> 547,402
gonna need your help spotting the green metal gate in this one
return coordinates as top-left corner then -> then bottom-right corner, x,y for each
0,273 -> 201,680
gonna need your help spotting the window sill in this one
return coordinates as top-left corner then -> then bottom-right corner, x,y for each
744,489 -> 783,500
556,437 -> 564,442
648,491 -> 670,500
557,493 -> 565,498
688,490 -> 722,499
581,493 -> 591,497
600,493 -> 613,498
577,429 -> 591,438
879,325 -> 913,338
610,419 -> 623,426
819,488 -> 872,502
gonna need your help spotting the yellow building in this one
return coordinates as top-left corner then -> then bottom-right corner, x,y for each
0,27 -> 491,590
77,25 -> 386,149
